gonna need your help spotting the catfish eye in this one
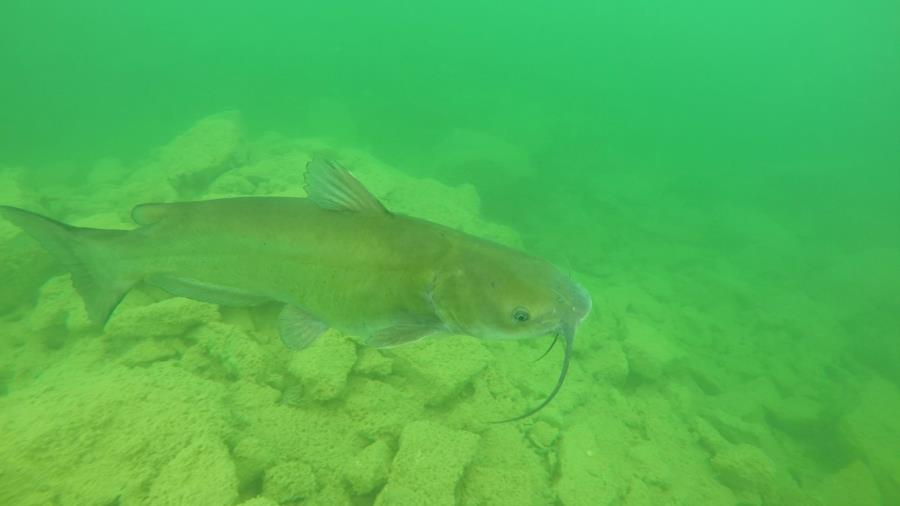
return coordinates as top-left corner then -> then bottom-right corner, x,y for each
512,307 -> 530,323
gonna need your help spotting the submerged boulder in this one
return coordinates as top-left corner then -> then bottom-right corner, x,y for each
158,110 -> 247,198
375,421 -> 479,506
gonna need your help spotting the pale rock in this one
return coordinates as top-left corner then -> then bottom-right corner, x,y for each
463,466 -> 549,506
343,439 -> 394,495
118,339 -> 179,367
702,409 -> 767,446
685,358 -> 730,395
591,339 -> 629,385
461,427 -> 554,506
236,497 -> 279,506
527,420 -> 560,451
233,436 -> 275,494
0,232 -> 57,313
839,379 -> 900,504
763,395 -> 824,434
342,378 -> 424,438
375,421 -> 479,506
335,147 -> 523,248
305,484 -> 354,506
354,347 -> 394,377
71,211 -> 131,229
693,416 -> 729,454
389,335 -> 491,406
0,167 -> 30,211
819,460 -> 882,506
711,444 -> 776,495
105,296 -> 219,341
157,110 -> 247,197
287,331 -> 357,401
557,423 -> 627,505
192,322 -> 271,383
27,275 -> 92,345
262,460 -> 317,503
146,434 -> 239,505
623,319 -> 684,380
629,441 -> 672,488
228,381 -> 281,412
207,172 -> 257,197
215,149 -> 309,197
0,364 -> 231,504
431,128 -> 537,181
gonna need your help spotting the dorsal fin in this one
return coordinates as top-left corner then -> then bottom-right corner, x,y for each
131,203 -> 177,225
304,158 -> 389,214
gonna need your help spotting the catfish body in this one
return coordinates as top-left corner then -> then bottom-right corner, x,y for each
125,196 -> 455,339
1,159 -> 592,420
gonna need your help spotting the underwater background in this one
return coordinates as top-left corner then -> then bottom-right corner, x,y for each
1,0 -> 899,505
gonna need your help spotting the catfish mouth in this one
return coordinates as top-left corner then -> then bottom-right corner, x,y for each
493,321 -> 578,423
569,281 -> 592,323
493,281 -> 592,423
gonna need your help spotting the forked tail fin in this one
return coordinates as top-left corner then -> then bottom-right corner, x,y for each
0,206 -> 137,324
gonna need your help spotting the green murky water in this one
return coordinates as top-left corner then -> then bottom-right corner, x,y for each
1,1 -> 898,505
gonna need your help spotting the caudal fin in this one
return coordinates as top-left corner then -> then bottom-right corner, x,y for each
0,206 -> 136,324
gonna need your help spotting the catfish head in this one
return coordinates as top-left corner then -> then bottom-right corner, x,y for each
430,241 -> 592,421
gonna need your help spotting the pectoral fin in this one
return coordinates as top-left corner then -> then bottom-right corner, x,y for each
278,305 -> 328,350
366,323 -> 443,348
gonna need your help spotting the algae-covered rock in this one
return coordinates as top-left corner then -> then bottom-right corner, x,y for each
354,347 -> 394,377
192,321 -> 272,383
105,296 -> 219,341
711,443 -> 776,495
27,275 -> 92,345
818,460 -> 882,506
233,436 -> 276,495
430,128 -> 537,192
375,420 -> 479,506
692,416 -> 730,454
527,420 -> 560,451
118,339 -> 179,367
210,148 -> 309,197
464,466 -> 548,506
557,422 -> 627,505
287,331 -> 357,401
262,460 -> 317,503
0,363 -> 231,505
462,427 -> 554,506
158,110 -> 247,197
701,409 -> 768,447
685,357 -> 730,395
591,339 -> 629,386
343,439 -> 394,495
628,441 -> 672,488
147,433 -> 239,505
0,232 -> 57,314
390,336 -> 491,406
343,378 -> 424,438
236,497 -> 279,506
334,147 -> 523,248
839,378 -> 900,504
623,319 -> 685,381
763,394 -> 824,434
306,483 -> 354,506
